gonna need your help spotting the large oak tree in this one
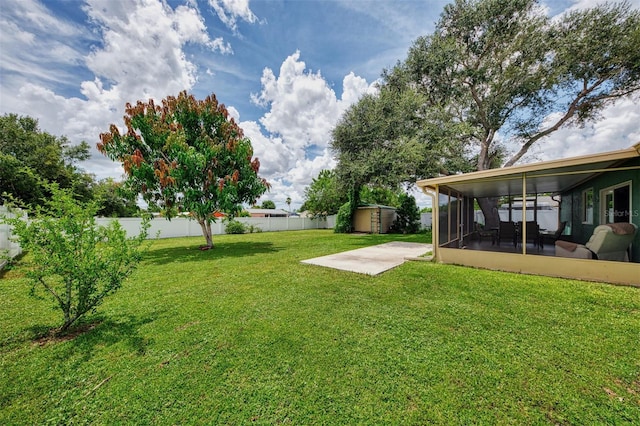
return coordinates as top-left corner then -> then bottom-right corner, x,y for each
98,91 -> 269,248
334,0 -> 640,228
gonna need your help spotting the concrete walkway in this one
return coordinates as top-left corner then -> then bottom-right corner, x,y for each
301,241 -> 433,276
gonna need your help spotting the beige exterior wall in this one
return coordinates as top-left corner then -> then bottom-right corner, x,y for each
436,248 -> 640,287
353,207 -> 396,234
353,209 -> 373,233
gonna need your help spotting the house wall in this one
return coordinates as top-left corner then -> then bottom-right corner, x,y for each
560,158 -> 640,262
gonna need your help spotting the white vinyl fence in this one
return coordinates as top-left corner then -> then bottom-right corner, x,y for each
95,215 -> 335,239
0,206 -> 24,269
0,213 -> 336,270
420,212 -> 432,229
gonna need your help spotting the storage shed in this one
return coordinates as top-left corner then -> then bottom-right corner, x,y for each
353,205 -> 397,234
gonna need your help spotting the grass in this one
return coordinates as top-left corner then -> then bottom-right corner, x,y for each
1,230 -> 639,424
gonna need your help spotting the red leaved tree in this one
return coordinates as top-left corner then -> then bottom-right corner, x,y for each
98,91 -> 269,248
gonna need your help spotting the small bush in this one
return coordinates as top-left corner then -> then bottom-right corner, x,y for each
334,201 -> 353,233
247,224 -> 262,233
225,220 -> 247,234
391,193 -> 421,234
1,185 -> 150,333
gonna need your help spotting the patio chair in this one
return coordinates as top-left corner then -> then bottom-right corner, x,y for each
473,222 -> 496,243
497,221 -> 517,248
539,221 -> 567,248
555,222 -> 637,261
517,220 -> 542,249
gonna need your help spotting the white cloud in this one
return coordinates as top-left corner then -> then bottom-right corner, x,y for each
251,51 -> 375,152
1,0 -> 233,181
554,0 -> 640,14
83,0 -> 230,102
239,51 -> 375,208
0,0 -> 91,86
208,0 -> 260,34
531,96 -> 640,162
4,0 -> 85,37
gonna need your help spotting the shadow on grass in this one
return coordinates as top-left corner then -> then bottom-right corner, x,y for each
2,313 -> 157,359
64,314 -> 156,357
145,241 -> 280,266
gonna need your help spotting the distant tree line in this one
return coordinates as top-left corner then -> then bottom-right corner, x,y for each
0,113 -> 138,217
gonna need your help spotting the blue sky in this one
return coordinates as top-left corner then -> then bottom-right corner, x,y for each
2,0 -> 639,209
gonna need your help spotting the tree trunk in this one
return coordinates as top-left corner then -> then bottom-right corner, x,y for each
477,196 -> 501,230
198,218 -> 214,248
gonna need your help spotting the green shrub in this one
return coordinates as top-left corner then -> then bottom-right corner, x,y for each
391,193 -> 421,234
247,224 -> 262,233
1,185 -> 150,333
334,201 -> 353,233
225,220 -> 247,234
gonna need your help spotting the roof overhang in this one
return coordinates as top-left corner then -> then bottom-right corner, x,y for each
416,143 -> 640,198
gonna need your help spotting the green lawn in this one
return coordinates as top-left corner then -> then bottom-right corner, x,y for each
1,230 -> 639,424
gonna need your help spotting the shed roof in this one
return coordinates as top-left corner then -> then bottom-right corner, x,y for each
357,204 -> 397,210
416,143 -> 640,197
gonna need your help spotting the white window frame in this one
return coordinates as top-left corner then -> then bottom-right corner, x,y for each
599,180 -> 633,224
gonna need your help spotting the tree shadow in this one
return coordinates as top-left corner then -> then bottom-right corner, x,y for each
2,313 -> 158,361
144,241 -> 281,266
40,313 -> 161,371
66,314 -> 156,357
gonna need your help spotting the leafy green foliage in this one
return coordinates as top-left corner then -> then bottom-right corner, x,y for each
1,185 -> 149,333
380,0 -> 640,228
332,89 -> 470,193
334,201 -> 353,233
398,0 -> 640,171
359,185 -> 401,208
391,193 -> 421,234
301,169 -> 347,218
225,220 -> 247,234
93,178 -> 139,217
98,91 -> 269,248
261,200 -> 276,209
0,114 -> 93,207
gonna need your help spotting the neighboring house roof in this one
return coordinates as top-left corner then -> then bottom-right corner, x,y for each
247,208 -> 288,216
417,142 -> 640,198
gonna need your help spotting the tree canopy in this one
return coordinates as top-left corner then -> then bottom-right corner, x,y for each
398,0 -> 640,172
0,114 -> 92,207
301,169 -> 347,218
261,200 -> 276,209
98,91 -> 269,248
332,0 -> 640,227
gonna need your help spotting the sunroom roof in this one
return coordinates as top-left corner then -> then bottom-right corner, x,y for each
416,143 -> 640,198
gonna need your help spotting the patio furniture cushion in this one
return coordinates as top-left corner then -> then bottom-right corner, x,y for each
555,223 -> 637,261
555,240 -> 577,252
607,222 -> 636,235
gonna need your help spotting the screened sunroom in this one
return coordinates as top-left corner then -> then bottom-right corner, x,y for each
417,143 -> 640,286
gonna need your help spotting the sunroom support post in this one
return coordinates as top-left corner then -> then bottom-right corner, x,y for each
420,186 -> 438,261
522,173 -> 527,255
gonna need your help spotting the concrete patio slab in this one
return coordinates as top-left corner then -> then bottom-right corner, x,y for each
301,241 -> 433,276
